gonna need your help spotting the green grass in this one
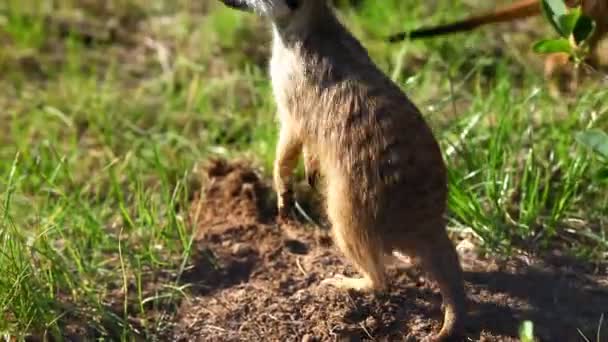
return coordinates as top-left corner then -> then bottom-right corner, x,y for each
1,0 -> 607,339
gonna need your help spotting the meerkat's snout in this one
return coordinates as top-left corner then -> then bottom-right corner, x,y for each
218,0 -> 300,17
218,0 -> 252,11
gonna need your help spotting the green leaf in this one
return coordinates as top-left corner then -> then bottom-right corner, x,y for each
541,0 -> 569,36
575,129 -> 608,159
557,9 -> 581,36
572,14 -> 596,44
532,38 -> 572,54
519,320 -> 535,342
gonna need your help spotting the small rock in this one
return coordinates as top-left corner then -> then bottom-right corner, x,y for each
284,239 -> 309,255
232,243 -> 252,256
301,334 -> 315,342
365,316 -> 379,330
456,239 -> 478,259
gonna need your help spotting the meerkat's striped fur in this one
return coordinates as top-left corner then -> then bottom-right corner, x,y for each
218,1 -> 467,340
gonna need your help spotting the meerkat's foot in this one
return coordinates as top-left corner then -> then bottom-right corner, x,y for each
277,189 -> 295,220
321,275 -> 379,292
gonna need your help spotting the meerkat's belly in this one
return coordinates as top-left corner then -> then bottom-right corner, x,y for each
269,41 -> 302,121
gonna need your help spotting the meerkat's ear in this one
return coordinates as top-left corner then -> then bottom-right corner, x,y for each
284,0 -> 299,10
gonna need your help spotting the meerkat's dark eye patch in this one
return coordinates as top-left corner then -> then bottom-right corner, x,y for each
284,0 -> 299,10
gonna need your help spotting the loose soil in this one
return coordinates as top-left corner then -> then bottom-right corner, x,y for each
174,159 -> 608,342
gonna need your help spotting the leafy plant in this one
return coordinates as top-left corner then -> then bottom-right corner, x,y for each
535,1 -> 606,185
533,0 -> 596,66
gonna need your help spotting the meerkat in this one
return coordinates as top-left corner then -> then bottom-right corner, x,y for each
218,0 -> 466,341
387,0 -> 607,91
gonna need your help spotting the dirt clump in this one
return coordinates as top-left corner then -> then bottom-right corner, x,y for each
175,159 -> 608,341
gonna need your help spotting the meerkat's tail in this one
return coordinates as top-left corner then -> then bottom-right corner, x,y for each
394,221 -> 467,341
388,0 -> 541,42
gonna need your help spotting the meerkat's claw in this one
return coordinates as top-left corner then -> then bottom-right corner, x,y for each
321,275 -> 377,292
303,148 -> 320,189
278,204 -> 291,219
277,189 -> 294,219
306,170 -> 319,189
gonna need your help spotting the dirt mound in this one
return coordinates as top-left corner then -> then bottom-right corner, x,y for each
174,159 -> 608,341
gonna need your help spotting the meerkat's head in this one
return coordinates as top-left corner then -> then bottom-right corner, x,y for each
218,0 -> 302,19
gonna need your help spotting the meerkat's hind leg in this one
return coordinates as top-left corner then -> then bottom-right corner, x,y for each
399,225 -> 467,341
274,124 -> 302,219
321,239 -> 387,293
321,197 -> 387,292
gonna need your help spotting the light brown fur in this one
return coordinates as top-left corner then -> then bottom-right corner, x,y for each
219,0 -> 467,341
388,0 -> 608,92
